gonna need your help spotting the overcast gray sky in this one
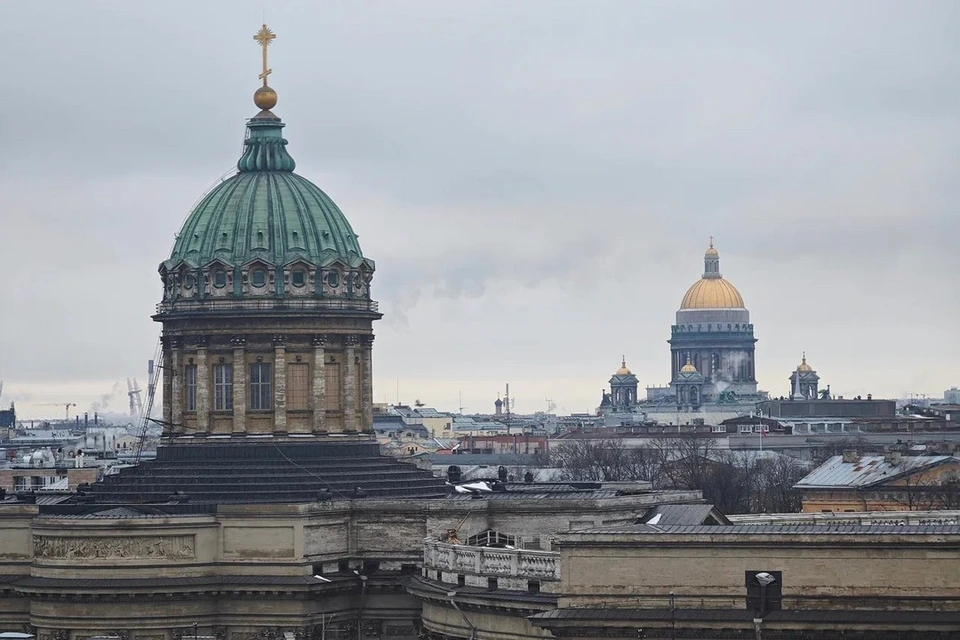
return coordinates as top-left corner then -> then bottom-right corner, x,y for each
1,0 -> 957,419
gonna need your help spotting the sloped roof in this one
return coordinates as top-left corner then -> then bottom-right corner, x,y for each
639,503 -> 730,526
794,455 -> 960,490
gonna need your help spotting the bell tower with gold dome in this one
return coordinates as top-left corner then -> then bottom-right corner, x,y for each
667,240 -> 758,402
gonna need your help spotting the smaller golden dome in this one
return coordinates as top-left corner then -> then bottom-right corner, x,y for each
615,356 -> 632,376
254,85 -> 278,110
680,358 -> 698,374
705,247 -> 719,257
797,353 -> 813,372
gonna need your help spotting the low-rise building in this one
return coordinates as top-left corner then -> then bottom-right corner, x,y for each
413,508 -> 960,639
794,453 -> 960,512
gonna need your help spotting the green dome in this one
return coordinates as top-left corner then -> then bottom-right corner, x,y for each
163,112 -> 369,272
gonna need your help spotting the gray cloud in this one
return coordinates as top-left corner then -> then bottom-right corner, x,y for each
1,0 -> 957,416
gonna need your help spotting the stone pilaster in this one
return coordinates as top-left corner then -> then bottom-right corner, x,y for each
361,335 -> 374,432
312,335 -> 326,433
273,334 -> 287,433
170,338 -> 183,434
195,337 -> 209,433
343,335 -> 357,432
161,337 -> 174,432
231,336 -> 246,435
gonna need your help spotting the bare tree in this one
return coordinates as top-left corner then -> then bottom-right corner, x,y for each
553,438 -> 630,481
752,455 -> 807,513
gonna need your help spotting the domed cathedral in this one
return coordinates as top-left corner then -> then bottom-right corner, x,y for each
81,24 -> 447,503
156,44 -> 376,441
668,240 -> 758,403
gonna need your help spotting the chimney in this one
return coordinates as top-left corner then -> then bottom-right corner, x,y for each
884,451 -> 902,466
841,450 -> 859,464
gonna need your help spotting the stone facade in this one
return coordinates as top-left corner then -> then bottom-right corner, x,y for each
157,328 -> 377,438
0,492 -> 688,638
529,525 -> 960,638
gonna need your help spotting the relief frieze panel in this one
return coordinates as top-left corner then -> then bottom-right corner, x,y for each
33,535 -> 195,559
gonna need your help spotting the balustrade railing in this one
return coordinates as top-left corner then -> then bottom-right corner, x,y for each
423,538 -> 560,581
156,297 -> 379,314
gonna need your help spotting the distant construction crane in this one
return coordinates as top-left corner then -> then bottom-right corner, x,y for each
38,402 -> 76,421
132,379 -> 144,418
126,378 -> 144,420
135,344 -> 162,464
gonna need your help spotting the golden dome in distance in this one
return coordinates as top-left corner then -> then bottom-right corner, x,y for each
616,356 -> 632,376
680,357 -> 698,373
680,279 -> 745,309
797,352 -> 813,372
679,238 -> 746,310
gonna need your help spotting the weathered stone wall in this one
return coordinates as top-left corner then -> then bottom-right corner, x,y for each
0,491 -> 700,637
558,530 -> 960,610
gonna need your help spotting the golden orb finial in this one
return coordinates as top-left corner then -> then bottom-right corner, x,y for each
254,85 -> 278,110
253,24 -> 278,110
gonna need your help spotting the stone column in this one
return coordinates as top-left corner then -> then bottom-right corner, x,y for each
161,337 -> 173,432
231,336 -> 246,435
361,335 -> 374,432
170,337 -> 183,434
195,337 -> 210,433
312,335 -> 326,433
273,334 -> 287,433
343,335 -> 357,432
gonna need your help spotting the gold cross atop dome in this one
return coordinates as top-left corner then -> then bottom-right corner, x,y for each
252,24 -> 278,110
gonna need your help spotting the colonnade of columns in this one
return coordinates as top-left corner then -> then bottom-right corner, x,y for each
162,333 -> 374,436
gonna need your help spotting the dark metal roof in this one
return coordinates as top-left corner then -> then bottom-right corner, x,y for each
13,574 -> 348,590
639,504 -> 730,526
449,490 -> 620,501
71,441 -> 449,505
569,524 -> 960,535
531,607 -> 960,625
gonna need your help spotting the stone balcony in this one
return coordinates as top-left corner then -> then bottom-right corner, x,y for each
422,538 -> 560,593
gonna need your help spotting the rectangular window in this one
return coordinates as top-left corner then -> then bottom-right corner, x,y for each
250,362 -> 272,410
287,363 -> 310,410
324,362 -> 341,411
214,363 -> 233,411
185,364 -> 197,412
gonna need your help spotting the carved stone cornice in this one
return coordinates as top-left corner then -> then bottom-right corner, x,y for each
231,336 -> 247,348
345,335 -> 359,347
360,335 -> 375,348
195,336 -> 208,349
272,334 -> 287,347
312,335 -> 327,347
